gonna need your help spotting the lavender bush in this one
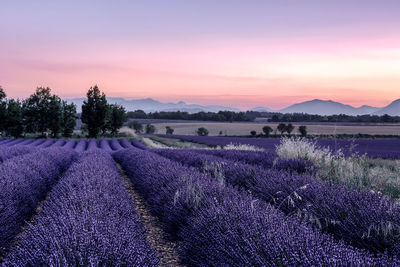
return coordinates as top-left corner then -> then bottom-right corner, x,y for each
110,139 -> 124,151
0,148 -> 77,256
120,139 -> 133,149
74,139 -> 87,152
51,139 -> 66,147
0,139 -> 11,145
27,139 -> 46,147
115,148 -> 395,265
131,139 -> 148,150
86,138 -> 98,150
36,139 -> 55,148
3,138 -> 25,147
156,148 -> 400,255
4,150 -> 159,266
14,139 -> 35,146
62,139 -> 76,149
0,146 -> 36,163
99,139 -> 113,152
196,149 -> 315,174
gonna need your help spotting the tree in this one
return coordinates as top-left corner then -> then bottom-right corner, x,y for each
127,109 -> 147,119
145,124 -> 156,134
262,126 -> 273,137
47,95 -> 63,137
250,130 -> 257,136
197,127 -> 209,136
62,101 -> 77,137
81,85 -> 108,137
286,123 -> 295,136
277,123 -> 287,135
101,104 -> 112,135
0,86 -> 5,101
5,99 -> 24,137
128,120 -> 143,133
165,126 -> 174,134
298,125 -> 307,137
23,87 -> 59,135
108,104 -> 127,135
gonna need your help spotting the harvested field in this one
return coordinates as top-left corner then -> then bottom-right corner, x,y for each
150,121 -> 400,136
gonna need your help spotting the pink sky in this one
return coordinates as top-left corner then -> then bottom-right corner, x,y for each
1,1 -> 399,110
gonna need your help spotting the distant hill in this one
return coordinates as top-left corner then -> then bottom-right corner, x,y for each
249,106 -> 273,112
373,99 -> 400,116
67,97 -> 240,113
67,97 -> 399,116
279,99 -> 384,116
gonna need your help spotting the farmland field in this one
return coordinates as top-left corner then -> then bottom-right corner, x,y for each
1,137 -> 400,265
148,121 -> 400,136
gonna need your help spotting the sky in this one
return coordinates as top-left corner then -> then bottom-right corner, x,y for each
1,0 -> 400,110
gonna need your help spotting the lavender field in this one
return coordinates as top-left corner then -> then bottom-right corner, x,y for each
1,137 -> 400,265
159,134 -> 400,159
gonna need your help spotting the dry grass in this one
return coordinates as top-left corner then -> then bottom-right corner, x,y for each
276,138 -> 400,198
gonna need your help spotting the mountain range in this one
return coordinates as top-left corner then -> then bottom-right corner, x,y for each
68,97 -> 240,114
67,97 -> 400,116
277,99 -> 399,116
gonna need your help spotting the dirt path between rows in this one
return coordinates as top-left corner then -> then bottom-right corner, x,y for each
117,164 -> 183,267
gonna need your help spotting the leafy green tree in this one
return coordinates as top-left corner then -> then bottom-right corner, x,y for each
145,124 -> 156,134
0,86 -> 7,134
127,109 -> 147,119
262,126 -> 273,137
277,123 -> 287,135
250,130 -> 257,136
62,101 -> 77,137
298,125 -> 307,137
5,99 -> 24,137
100,104 -> 112,135
23,87 -> 56,135
128,120 -> 143,134
197,127 -> 209,136
165,126 -> 174,134
47,95 -> 63,137
108,104 -> 127,135
286,123 -> 295,136
81,85 -> 108,137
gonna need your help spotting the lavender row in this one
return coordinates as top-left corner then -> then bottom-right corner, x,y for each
199,149 -> 315,174
0,146 -> 36,163
0,138 -> 25,147
109,139 -> 124,151
0,148 -> 77,257
62,139 -> 76,149
155,148 -> 400,256
100,139 -> 113,151
4,150 -> 159,266
114,148 -> 394,265
131,139 -> 148,150
0,138 -> 147,152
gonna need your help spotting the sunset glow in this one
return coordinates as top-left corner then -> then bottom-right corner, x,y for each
1,0 -> 399,110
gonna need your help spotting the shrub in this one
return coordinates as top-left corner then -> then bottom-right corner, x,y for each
197,127 -> 209,136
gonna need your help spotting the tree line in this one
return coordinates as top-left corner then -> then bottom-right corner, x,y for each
127,109 -> 400,123
0,85 -> 127,138
127,110 -> 251,122
266,112 -> 400,123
